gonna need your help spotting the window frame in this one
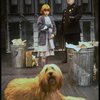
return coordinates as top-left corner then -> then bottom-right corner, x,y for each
53,0 -> 63,14
9,0 -> 19,14
23,0 -> 35,15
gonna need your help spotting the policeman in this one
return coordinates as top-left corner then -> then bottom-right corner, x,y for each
62,0 -> 82,63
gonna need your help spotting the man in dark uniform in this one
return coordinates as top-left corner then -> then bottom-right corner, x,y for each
62,0 -> 82,63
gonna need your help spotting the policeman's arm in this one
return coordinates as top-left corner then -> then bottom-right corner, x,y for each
69,6 -> 82,21
74,6 -> 82,20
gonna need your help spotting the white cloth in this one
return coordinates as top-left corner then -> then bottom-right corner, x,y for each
41,25 -> 48,31
49,39 -> 55,49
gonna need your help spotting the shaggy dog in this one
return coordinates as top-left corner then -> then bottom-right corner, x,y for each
4,64 -> 86,100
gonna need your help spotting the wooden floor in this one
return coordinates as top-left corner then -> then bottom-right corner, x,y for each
1,52 -> 99,100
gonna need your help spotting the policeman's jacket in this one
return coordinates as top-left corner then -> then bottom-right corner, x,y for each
62,3 -> 82,35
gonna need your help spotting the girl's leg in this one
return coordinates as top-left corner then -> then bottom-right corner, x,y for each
37,52 -> 42,67
35,57 -> 39,67
41,57 -> 47,67
38,52 -> 47,67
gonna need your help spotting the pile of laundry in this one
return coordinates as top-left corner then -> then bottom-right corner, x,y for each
66,41 -> 99,52
11,38 -> 26,46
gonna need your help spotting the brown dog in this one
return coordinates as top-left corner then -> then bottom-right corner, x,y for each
26,51 -> 38,67
4,64 -> 86,100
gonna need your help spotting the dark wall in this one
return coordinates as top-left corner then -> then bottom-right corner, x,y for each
1,0 -> 7,53
94,0 -> 99,41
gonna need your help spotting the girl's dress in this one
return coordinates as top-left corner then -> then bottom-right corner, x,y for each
37,15 -> 56,58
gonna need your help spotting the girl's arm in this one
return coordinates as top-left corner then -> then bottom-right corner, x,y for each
37,16 -> 48,31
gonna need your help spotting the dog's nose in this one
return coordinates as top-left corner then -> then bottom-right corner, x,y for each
49,72 -> 53,76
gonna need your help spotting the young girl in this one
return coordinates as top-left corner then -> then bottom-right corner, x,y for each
37,4 -> 56,66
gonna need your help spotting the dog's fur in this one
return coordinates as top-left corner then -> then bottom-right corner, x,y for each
4,64 -> 86,100
26,51 -> 38,67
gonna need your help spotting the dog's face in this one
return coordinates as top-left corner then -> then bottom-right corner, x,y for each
39,64 -> 63,92
26,51 -> 32,57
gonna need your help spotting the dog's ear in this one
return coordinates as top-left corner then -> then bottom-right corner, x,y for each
58,74 -> 63,89
57,66 -> 63,90
39,79 -> 49,93
39,74 -> 49,93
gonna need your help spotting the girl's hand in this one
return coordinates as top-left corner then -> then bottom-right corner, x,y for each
51,34 -> 55,38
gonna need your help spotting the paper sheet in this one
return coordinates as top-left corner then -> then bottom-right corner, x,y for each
66,43 -> 81,52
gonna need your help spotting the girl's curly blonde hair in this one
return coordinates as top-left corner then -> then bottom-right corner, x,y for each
40,4 -> 51,14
